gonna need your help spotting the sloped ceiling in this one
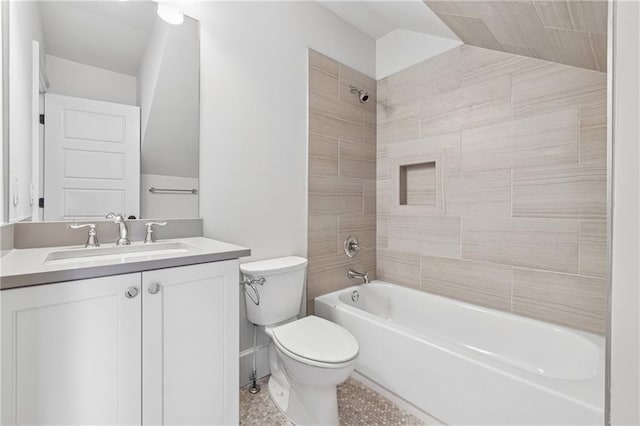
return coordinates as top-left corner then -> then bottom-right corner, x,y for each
424,0 -> 607,72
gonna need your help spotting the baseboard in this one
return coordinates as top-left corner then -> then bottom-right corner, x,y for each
351,371 -> 444,425
239,344 -> 270,388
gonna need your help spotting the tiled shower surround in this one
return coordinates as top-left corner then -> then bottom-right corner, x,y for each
307,45 -> 606,334
377,45 -> 607,334
307,50 -> 377,314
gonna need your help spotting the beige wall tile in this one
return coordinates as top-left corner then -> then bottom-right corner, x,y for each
512,162 -> 606,219
533,1 -> 573,30
308,52 -> 376,302
579,220 -> 607,278
388,47 -> 461,103
378,117 -> 421,145
309,176 -> 363,215
425,3 -> 606,73
387,133 -> 461,175
460,45 -> 544,86
308,214 -> 338,258
310,90 -> 363,124
437,14 -> 503,50
376,179 -> 392,215
309,67 -> 338,100
377,249 -> 421,288
309,133 -> 338,177
567,1 -> 608,35
339,140 -> 376,180
377,215 -> 388,249
363,123 -> 376,146
421,256 -> 512,311
579,105 -> 607,164
364,179 -> 376,215
388,215 -> 461,258
512,268 -> 606,334
309,49 -> 338,77
307,253 -> 368,300
339,63 -> 376,113
462,217 -> 579,273
511,63 -> 606,118
377,145 -> 389,180
545,28 -> 601,71
309,110 -> 362,143
446,170 -> 511,217
338,214 -> 376,254
461,109 -> 579,173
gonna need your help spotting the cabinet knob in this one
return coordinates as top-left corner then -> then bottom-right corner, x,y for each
148,283 -> 161,295
125,287 -> 139,298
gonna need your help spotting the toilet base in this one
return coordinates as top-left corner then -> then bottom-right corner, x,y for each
267,343 -> 343,426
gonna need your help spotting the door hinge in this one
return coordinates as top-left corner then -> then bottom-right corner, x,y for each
39,114 -> 44,125
38,198 -> 44,208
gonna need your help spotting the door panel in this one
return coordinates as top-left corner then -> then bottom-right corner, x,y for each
44,93 -> 140,220
142,260 -> 239,426
1,274 -> 142,425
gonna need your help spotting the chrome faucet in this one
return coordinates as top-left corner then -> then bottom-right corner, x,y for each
69,223 -> 100,247
347,269 -> 369,284
105,212 -> 131,245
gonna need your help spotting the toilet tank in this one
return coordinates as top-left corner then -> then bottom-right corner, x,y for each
240,256 -> 308,326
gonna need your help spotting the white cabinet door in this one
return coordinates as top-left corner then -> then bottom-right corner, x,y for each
1,274 -> 142,426
142,260 -> 239,426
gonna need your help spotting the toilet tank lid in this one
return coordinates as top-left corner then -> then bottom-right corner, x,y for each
240,256 -> 308,276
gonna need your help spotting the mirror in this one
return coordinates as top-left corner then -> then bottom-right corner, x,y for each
4,0 -> 199,222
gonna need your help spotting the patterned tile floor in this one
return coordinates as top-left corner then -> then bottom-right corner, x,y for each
240,376 -> 425,426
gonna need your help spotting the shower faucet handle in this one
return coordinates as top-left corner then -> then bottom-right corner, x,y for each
344,235 -> 364,257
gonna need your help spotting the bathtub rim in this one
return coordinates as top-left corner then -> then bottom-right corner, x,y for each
315,280 -> 605,414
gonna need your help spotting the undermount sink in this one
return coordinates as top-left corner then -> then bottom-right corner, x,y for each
44,241 -> 199,266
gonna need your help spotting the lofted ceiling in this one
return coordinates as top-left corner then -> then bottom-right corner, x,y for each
38,1 -> 157,76
424,0 -> 607,72
318,0 -> 460,41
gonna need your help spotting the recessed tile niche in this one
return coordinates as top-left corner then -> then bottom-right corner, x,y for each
393,156 -> 443,215
399,162 -> 436,206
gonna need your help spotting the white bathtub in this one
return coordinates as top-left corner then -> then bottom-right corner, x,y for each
315,281 -> 604,425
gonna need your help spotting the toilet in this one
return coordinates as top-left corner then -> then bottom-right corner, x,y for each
241,256 -> 359,425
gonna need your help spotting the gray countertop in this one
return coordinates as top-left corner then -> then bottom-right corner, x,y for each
0,237 -> 251,290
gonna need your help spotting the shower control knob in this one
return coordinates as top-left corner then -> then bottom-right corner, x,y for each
125,287 -> 139,298
148,283 -> 161,295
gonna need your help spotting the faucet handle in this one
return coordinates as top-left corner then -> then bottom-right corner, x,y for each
69,223 -> 100,248
144,221 -> 168,244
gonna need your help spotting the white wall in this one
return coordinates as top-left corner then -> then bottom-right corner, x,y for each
8,2 -> 43,222
171,0 -> 375,386
140,17 -> 199,179
140,174 -> 198,219
46,55 -> 137,105
137,17 -> 167,143
609,0 -> 640,423
376,29 -> 461,79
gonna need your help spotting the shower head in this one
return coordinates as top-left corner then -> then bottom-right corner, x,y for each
350,85 -> 369,103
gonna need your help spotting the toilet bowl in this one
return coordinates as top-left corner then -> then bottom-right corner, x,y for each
265,316 -> 358,425
240,257 -> 359,426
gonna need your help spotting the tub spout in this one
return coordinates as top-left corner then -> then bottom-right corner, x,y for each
348,269 -> 369,284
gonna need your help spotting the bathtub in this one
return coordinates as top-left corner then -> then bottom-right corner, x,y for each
315,281 -> 604,425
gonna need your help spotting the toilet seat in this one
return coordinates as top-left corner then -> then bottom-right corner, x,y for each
272,316 -> 359,368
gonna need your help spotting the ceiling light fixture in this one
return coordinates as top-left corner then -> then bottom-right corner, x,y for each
156,3 -> 184,25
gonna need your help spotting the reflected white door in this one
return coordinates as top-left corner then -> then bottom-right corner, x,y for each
0,274 -> 142,425
44,93 -> 140,220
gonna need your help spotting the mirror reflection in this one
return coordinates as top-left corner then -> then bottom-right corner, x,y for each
6,1 -> 199,222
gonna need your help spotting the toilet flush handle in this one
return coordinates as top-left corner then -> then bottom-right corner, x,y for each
241,277 -> 266,305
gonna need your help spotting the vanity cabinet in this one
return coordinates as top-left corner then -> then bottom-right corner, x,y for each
1,260 -> 239,426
